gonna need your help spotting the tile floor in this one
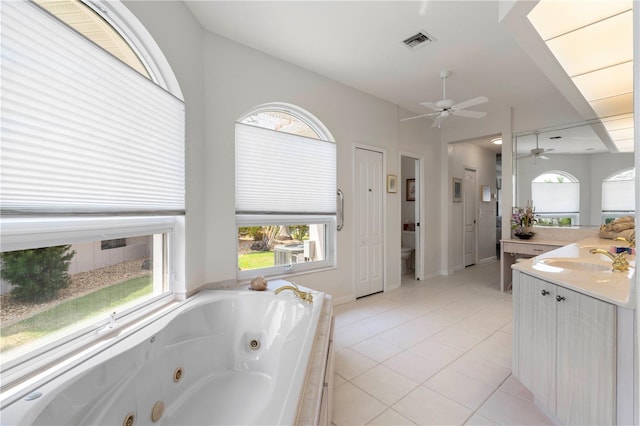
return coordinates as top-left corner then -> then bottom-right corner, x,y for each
331,260 -> 554,425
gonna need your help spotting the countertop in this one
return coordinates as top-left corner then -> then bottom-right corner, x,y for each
511,237 -> 636,308
501,238 -> 572,247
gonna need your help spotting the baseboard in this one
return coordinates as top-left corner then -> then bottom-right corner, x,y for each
332,295 -> 356,306
478,256 -> 498,264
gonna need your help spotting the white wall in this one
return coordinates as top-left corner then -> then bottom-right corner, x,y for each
124,1 -> 444,302
448,141 -> 498,271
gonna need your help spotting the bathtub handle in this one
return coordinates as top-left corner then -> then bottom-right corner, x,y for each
337,189 -> 344,231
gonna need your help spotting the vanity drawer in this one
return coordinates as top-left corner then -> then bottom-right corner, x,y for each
503,242 -> 559,256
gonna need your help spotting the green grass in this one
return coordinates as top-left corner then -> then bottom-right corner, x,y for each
238,251 -> 274,270
0,275 -> 152,352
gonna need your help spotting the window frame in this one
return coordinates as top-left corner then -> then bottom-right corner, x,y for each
0,0 -> 185,391
236,215 -> 336,281
0,216 -> 178,382
235,103 -> 337,280
531,171 -> 580,222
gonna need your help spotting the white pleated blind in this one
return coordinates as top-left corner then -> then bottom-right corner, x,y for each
531,182 -> 580,213
602,180 -> 635,211
235,123 -> 336,214
0,2 -> 185,215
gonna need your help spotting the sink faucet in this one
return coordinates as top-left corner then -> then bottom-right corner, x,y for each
274,282 -> 314,303
615,232 -> 636,248
589,248 -> 630,272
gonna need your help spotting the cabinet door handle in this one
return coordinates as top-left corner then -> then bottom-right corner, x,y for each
541,289 -> 549,296
556,295 -> 566,302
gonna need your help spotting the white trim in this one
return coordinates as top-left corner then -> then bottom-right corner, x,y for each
1,216 -> 176,252
399,150 -> 426,281
235,215 -> 336,280
238,102 -> 335,143
88,0 -> 183,99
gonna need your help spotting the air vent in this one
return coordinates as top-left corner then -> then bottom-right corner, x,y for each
402,31 -> 435,49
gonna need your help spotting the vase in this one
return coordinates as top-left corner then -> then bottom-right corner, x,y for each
516,227 -> 534,239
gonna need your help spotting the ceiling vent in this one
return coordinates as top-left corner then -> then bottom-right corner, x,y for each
402,31 -> 435,50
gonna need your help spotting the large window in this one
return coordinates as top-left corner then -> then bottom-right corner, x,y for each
0,0 -> 184,384
602,168 -> 635,223
531,172 -> 580,226
235,105 -> 336,278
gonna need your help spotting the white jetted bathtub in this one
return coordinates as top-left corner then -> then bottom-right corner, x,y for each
0,287 -> 326,425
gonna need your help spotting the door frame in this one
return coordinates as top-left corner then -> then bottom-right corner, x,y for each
399,150 -> 425,281
353,143 -> 387,294
463,166 -> 478,267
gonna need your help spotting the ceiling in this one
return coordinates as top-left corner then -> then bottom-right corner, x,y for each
184,1 -> 619,150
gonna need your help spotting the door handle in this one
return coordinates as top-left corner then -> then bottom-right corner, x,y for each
556,295 -> 566,302
541,289 -> 549,296
337,189 -> 344,231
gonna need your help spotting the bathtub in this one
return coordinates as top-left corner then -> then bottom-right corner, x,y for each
0,287 -> 326,425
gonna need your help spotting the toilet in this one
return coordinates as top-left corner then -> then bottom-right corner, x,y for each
400,247 -> 413,274
401,230 -> 416,274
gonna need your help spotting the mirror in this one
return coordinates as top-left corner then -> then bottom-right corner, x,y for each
514,121 -> 635,227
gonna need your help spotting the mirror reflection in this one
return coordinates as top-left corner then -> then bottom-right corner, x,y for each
514,121 -> 635,227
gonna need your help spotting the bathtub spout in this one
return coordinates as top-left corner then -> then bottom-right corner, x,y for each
274,284 -> 313,304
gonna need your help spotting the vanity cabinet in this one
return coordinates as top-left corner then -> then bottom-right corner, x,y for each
513,270 -> 616,425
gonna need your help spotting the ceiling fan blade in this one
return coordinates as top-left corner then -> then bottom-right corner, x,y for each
452,96 -> 488,111
419,102 -> 438,110
517,154 -> 533,160
451,110 -> 486,119
539,155 -> 550,160
431,116 -> 444,128
400,113 -> 432,122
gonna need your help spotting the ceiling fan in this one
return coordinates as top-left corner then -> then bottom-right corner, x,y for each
401,70 -> 488,128
518,131 -> 554,160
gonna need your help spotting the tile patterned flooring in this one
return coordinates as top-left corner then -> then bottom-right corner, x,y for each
331,261 -> 554,425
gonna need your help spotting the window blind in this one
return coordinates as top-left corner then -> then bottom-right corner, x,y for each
0,1 -> 185,215
531,182 -> 580,213
235,122 -> 336,214
602,180 -> 635,211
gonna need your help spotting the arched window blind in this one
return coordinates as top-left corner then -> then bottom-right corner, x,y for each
0,1 -> 185,215
235,122 -> 336,215
531,182 -> 580,213
602,169 -> 635,212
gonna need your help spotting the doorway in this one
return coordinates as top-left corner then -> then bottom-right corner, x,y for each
464,168 -> 477,266
354,147 -> 384,298
400,153 -> 423,280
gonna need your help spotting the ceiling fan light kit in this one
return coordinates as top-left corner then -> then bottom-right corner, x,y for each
401,69 -> 488,127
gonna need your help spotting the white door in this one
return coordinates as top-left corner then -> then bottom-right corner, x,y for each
355,148 -> 383,297
464,168 -> 477,266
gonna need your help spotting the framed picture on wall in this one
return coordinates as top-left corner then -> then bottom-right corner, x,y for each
453,177 -> 462,202
387,175 -> 397,193
406,179 -> 415,201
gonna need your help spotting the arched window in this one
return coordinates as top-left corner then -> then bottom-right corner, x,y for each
0,0 -> 184,380
602,168 -> 635,223
235,104 -> 336,278
531,171 -> 580,226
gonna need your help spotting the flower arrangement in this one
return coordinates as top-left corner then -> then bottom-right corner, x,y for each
512,201 -> 537,236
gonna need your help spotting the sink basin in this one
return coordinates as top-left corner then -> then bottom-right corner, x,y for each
535,258 -> 611,272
